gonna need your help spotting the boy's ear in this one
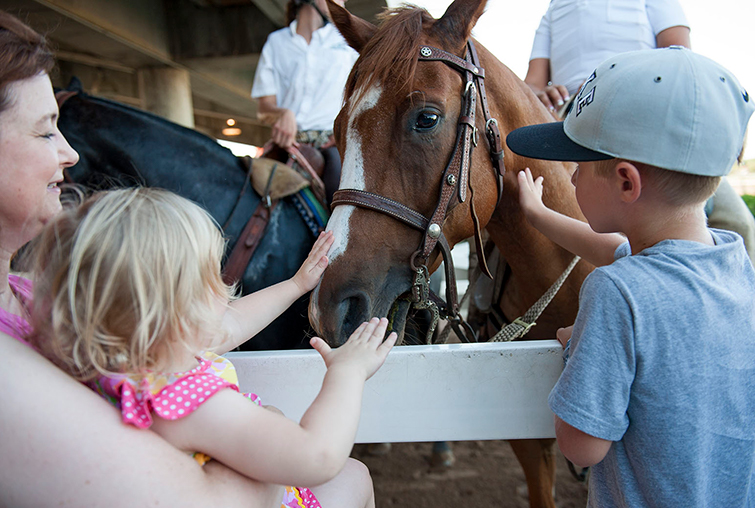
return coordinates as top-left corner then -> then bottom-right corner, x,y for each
615,161 -> 642,204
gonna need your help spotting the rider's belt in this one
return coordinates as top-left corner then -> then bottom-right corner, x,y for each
296,129 -> 333,148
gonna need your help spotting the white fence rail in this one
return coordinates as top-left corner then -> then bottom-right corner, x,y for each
227,340 -> 563,443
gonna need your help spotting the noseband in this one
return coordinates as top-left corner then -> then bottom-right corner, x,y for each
331,40 -> 506,343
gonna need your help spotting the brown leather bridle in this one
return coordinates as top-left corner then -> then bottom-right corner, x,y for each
331,40 -> 506,343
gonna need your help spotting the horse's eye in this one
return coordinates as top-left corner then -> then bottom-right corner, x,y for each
414,111 -> 439,131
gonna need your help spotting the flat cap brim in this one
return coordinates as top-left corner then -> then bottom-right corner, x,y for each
506,122 -> 612,162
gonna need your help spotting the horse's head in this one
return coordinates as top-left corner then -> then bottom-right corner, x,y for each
310,0 -> 514,345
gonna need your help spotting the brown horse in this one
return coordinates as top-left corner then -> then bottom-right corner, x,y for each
309,0 -> 593,505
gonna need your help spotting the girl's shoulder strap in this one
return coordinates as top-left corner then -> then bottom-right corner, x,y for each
0,274 -> 34,345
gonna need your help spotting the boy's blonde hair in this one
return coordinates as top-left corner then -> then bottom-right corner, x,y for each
594,159 -> 721,207
29,188 -> 235,382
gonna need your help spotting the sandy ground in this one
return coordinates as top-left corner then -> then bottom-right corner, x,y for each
352,440 -> 588,508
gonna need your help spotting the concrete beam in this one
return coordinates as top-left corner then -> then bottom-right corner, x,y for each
165,0 -> 277,60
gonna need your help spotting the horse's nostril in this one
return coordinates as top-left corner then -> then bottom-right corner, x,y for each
338,292 -> 371,345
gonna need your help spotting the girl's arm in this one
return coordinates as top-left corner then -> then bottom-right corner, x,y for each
518,169 -> 624,267
151,318 -> 397,488
216,231 -> 334,354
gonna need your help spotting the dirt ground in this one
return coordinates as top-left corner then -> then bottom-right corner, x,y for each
352,440 -> 588,508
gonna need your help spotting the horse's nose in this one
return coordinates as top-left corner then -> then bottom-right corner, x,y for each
331,289 -> 373,346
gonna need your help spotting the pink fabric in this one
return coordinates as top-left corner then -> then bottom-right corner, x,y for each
0,274 -> 34,347
93,354 -> 259,429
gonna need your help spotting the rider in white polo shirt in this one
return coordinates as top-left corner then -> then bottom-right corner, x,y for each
524,0 -> 690,112
252,0 -> 358,203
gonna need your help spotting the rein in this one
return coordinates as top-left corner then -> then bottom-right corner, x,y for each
331,40 -> 506,343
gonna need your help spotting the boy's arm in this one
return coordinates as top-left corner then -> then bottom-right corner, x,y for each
217,232 -> 334,353
554,415 -> 612,468
518,169 -> 624,267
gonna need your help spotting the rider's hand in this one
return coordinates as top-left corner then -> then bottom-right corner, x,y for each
310,318 -> 397,381
535,84 -> 570,113
272,108 -> 297,149
292,230 -> 334,294
518,168 -> 547,225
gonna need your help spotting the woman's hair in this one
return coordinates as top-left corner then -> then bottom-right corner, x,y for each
28,187 -> 236,382
0,11 -> 55,114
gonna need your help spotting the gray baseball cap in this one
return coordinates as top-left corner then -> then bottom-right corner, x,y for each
507,47 -> 754,176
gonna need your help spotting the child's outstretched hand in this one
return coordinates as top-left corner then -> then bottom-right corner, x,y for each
556,325 -> 573,349
310,317 -> 397,381
293,230 -> 335,293
518,168 -> 547,224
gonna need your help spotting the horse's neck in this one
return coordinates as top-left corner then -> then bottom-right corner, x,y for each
477,52 -> 588,324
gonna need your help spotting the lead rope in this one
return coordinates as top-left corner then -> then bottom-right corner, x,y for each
490,256 -> 581,342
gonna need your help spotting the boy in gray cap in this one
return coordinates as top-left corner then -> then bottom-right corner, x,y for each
507,46 -> 754,507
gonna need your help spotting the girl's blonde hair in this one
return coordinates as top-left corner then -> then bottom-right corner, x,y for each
29,187 -> 235,381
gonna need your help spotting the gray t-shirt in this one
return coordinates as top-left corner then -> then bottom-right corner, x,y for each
549,229 -> 755,507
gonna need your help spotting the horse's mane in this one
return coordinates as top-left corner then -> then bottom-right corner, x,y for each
345,6 -> 435,108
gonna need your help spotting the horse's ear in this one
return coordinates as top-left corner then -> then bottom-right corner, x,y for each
66,76 -> 84,93
327,0 -> 377,53
431,0 -> 487,52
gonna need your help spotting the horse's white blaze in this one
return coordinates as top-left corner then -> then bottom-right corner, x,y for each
325,83 -> 382,263
311,84 -> 382,329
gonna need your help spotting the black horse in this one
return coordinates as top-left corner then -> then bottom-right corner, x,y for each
56,87 -> 316,351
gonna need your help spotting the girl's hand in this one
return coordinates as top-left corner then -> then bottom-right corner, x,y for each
310,317 -> 397,381
517,168 -> 547,224
293,231 -> 335,293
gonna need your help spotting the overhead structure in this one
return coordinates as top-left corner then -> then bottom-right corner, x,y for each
0,0 -> 386,146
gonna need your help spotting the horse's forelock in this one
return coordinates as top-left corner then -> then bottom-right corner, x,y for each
346,7 -> 434,108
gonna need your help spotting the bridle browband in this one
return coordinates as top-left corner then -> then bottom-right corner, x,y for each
331,40 -> 506,343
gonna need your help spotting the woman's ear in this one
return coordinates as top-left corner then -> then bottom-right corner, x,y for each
615,161 -> 642,204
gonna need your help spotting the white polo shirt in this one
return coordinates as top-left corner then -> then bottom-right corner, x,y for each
529,0 -> 689,95
251,21 -> 358,132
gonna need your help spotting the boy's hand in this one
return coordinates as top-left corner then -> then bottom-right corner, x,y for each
310,317 -> 397,381
556,325 -> 573,349
292,231 -> 335,293
518,168 -> 547,224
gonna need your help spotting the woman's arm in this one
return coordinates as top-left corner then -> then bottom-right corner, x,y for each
152,318 -> 396,488
0,334 -> 282,508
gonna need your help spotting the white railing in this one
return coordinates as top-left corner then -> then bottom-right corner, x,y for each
227,340 -> 563,443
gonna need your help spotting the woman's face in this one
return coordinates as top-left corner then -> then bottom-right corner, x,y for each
0,73 -> 79,249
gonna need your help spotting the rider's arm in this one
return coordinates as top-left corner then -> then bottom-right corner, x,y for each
256,95 -> 297,149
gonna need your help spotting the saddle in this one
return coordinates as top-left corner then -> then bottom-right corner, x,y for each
222,142 -> 328,285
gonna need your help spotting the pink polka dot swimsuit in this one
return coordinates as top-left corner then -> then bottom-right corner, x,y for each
93,352 -> 321,508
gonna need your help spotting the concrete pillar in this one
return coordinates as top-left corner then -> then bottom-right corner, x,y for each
137,67 -> 195,128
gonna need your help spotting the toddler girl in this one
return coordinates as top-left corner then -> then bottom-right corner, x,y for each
28,187 -> 396,508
